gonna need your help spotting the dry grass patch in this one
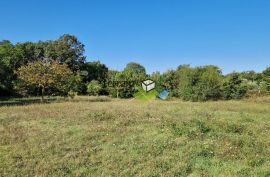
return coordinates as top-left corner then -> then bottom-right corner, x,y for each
0,98 -> 270,176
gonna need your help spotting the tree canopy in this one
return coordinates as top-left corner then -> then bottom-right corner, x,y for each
17,61 -> 77,101
1,34 -> 270,101
124,62 -> 146,76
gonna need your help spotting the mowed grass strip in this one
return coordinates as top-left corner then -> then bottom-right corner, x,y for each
0,98 -> 270,176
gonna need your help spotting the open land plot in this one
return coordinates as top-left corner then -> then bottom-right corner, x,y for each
0,97 -> 270,176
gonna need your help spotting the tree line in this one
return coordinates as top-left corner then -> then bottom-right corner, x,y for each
1,34 -> 270,101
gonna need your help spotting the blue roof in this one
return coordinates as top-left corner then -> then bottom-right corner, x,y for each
158,90 -> 169,100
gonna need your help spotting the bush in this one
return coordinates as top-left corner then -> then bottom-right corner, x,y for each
87,80 -> 102,96
178,65 -> 222,101
242,80 -> 261,98
223,73 -> 247,99
258,81 -> 270,96
68,90 -> 77,99
161,70 -> 180,97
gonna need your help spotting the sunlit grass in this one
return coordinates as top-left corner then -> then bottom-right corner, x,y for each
0,97 -> 270,176
134,88 -> 158,100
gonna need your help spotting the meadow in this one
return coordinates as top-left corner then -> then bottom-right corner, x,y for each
0,97 -> 270,176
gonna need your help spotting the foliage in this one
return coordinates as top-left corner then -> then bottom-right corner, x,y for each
78,61 -> 109,94
16,61 -> 77,101
150,71 -> 163,92
0,60 -> 9,95
258,81 -> 270,95
161,69 -> 180,97
0,41 -> 15,95
87,80 -> 102,96
240,71 -> 261,82
2,35 -> 270,101
68,90 -> 77,99
124,62 -> 146,76
107,70 -> 139,98
242,79 -> 260,97
0,35 -> 86,96
262,67 -> 270,91
223,73 -> 247,99
43,34 -> 86,71
82,61 -> 108,83
178,65 -> 223,101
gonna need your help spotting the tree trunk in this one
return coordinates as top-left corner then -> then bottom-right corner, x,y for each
41,86 -> 45,102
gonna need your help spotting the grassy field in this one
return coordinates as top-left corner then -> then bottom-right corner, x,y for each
0,97 -> 270,176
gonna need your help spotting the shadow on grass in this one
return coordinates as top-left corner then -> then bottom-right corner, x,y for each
0,97 -> 59,106
0,96 -> 112,107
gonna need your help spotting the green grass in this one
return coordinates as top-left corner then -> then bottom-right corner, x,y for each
134,89 -> 158,100
0,97 -> 270,176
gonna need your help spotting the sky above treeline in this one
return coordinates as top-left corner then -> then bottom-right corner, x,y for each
1,0 -> 270,74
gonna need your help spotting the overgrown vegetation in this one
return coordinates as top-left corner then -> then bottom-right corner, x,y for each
0,98 -> 269,176
1,35 -> 270,101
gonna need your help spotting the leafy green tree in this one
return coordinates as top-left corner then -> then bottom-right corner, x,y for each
12,42 -> 38,69
82,61 -> 108,83
124,62 -> 146,76
150,71 -> 164,92
87,80 -> 102,96
44,34 -> 86,71
239,71 -> 260,82
178,65 -> 222,101
261,67 -> 270,91
26,34 -> 86,72
196,66 -> 222,101
178,66 -> 195,100
108,70 -> 138,98
75,61 -> 109,94
258,81 -> 270,95
161,69 -> 180,97
107,63 -> 146,98
124,62 -> 147,85
242,79 -> 261,97
0,40 -> 14,69
223,73 -> 247,99
0,35 -> 86,96
0,40 -> 15,95
0,60 -> 7,94
17,61 -> 77,102
0,41 -> 38,72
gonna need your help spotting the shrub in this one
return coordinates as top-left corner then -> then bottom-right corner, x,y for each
87,80 -> 102,96
258,81 -> 270,95
68,90 -> 77,99
223,73 -> 247,99
178,65 -> 222,101
242,80 -> 261,98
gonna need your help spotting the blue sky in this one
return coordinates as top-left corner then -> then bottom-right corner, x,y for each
0,0 -> 270,74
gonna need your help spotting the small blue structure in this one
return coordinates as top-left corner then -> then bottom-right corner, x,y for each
158,90 -> 169,100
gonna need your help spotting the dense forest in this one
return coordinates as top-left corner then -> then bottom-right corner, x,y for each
1,34 -> 270,101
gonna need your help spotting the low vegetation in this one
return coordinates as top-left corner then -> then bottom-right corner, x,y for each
0,97 -> 270,176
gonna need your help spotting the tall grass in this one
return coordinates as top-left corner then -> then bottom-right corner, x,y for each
0,97 -> 270,176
